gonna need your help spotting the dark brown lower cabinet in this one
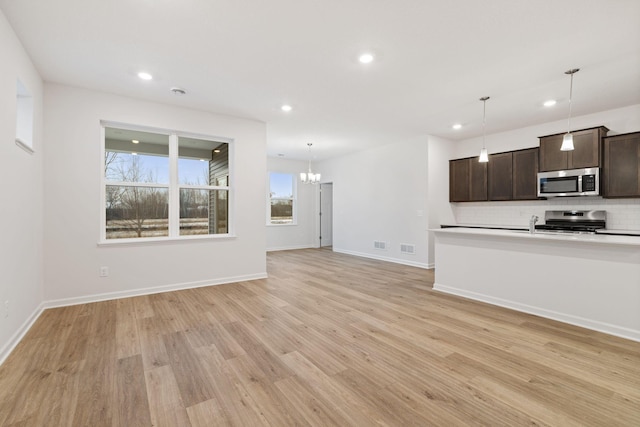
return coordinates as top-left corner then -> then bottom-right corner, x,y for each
603,132 -> 640,198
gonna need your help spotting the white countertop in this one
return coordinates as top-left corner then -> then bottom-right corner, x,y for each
597,229 -> 640,236
441,223 -> 527,230
433,226 -> 640,247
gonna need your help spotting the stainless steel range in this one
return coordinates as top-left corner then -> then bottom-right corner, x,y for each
535,210 -> 606,234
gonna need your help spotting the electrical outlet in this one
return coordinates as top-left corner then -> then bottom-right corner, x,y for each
99,266 -> 109,277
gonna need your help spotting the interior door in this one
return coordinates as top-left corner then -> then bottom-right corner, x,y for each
319,183 -> 333,247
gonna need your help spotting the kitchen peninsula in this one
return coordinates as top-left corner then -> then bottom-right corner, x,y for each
432,227 -> 640,341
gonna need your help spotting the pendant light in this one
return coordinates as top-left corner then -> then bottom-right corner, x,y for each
561,68 -> 579,151
478,96 -> 490,163
300,143 -> 321,184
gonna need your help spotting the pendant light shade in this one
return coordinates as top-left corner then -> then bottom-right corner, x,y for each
479,96 -> 490,163
300,143 -> 321,184
479,147 -> 489,163
561,133 -> 574,151
561,68 -> 579,151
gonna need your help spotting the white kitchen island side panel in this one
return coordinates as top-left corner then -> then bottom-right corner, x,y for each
433,229 -> 640,342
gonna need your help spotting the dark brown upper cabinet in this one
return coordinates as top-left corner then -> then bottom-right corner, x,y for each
450,148 -> 540,202
538,126 -> 608,172
449,157 -> 487,202
603,132 -> 640,198
512,148 -> 539,200
488,152 -> 513,201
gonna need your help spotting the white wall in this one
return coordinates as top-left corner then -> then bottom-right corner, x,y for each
451,104 -> 640,231
426,135 -> 456,266
453,104 -> 640,159
43,84 -> 267,304
266,157 -> 317,251
0,11 -> 44,362
317,137 -> 429,268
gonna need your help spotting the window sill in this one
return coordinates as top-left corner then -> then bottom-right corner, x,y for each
16,138 -> 34,154
267,223 -> 298,227
98,233 -> 236,247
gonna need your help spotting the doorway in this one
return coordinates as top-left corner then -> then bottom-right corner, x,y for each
319,183 -> 333,248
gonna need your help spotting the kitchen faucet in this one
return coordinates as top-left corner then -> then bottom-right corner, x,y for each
529,215 -> 539,234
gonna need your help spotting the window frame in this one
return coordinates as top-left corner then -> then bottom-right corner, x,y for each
267,171 -> 297,226
99,121 -> 234,244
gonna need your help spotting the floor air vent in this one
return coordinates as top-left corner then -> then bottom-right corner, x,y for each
374,241 -> 387,250
400,244 -> 415,255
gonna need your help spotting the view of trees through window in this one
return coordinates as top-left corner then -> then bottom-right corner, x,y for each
269,172 -> 294,224
104,127 -> 229,239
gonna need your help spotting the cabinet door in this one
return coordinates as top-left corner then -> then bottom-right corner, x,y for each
449,159 -> 470,202
469,159 -> 488,201
539,134 -> 568,172
569,128 -> 601,169
603,133 -> 640,198
513,148 -> 539,200
488,152 -> 513,200
539,127 -> 607,171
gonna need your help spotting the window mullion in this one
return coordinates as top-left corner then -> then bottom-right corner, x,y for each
169,134 -> 180,237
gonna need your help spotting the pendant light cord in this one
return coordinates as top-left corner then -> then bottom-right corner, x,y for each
479,96 -> 489,149
482,99 -> 486,149
565,68 -> 579,134
567,72 -> 573,133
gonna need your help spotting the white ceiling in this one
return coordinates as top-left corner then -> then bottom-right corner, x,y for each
2,0 -> 639,161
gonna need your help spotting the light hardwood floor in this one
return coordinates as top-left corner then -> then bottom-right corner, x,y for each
1,248 -> 639,426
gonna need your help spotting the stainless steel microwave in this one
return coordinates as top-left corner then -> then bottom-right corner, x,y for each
537,167 -> 600,197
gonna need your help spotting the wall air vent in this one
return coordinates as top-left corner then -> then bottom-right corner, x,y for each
374,241 -> 387,250
400,244 -> 415,255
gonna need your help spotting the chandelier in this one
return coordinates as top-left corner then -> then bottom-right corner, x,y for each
300,143 -> 321,184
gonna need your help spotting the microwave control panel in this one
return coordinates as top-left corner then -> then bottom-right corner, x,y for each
583,174 -> 596,192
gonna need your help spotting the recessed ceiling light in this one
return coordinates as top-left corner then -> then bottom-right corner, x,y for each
132,139 -> 139,144
359,53 -> 374,64
199,159 -> 206,162
137,72 -> 153,80
281,104 -> 292,112
213,149 -> 221,153
452,123 -> 462,130
132,152 -> 138,156
543,99 -> 557,107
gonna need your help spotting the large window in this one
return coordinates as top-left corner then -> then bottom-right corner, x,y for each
102,124 -> 231,241
268,172 -> 295,225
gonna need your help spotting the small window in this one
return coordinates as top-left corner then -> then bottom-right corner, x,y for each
15,79 -> 34,152
268,172 -> 295,225
103,124 -> 231,241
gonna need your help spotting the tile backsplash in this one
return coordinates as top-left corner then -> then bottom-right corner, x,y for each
452,197 -> 640,230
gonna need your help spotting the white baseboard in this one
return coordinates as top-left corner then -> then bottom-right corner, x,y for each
333,248 -> 431,269
267,244 -> 315,252
0,303 -> 45,366
434,283 -> 640,343
43,273 -> 268,309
